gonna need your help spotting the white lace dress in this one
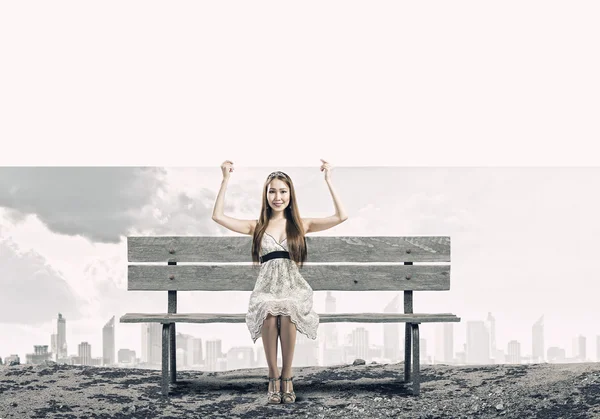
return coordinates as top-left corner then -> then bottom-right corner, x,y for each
245,233 -> 319,343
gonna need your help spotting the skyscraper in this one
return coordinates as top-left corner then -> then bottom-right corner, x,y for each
191,338 -> 203,366
102,316 -> 115,366
532,315 -> 544,363
57,313 -> 67,360
420,338 -> 429,363
383,294 -> 401,362
507,340 -> 521,364
323,291 -> 338,348
141,323 -> 162,365
206,339 -> 222,371
176,332 -> 195,367
435,323 -> 454,364
352,327 -> 369,361
50,333 -> 57,361
485,312 -> 497,363
572,335 -> 586,361
78,342 -> 92,366
466,321 -> 490,365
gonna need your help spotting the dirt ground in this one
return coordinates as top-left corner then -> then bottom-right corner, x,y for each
1,360 -> 599,418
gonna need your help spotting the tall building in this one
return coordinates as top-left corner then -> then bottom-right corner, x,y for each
57,313 -> 67,359
50,333 -> 57,361
572,335 -> 586,361
466,321 -> 490,365
102,316 -> 115,366
176,332 -> 196,367
485,312 -> 497,362
507,340 -> 521,364
322,291 -> 339,348
78,342 -> 92,366
191,338 -> 203,366
227,347 -> 254,370
352,327 -> 369,361
206,339 -> 222,371
435,323 -> 454,364
141,323 -> 162,365
383,294 -> 401,362
532,315 -> 544,363
420,338 -> 429,363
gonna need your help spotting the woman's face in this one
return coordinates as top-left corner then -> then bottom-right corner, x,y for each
267,178 -> 290,213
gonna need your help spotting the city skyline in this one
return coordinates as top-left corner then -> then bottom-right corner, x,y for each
5,294 -> 600,370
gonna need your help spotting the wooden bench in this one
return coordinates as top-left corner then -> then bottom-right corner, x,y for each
120,235 -> 460,397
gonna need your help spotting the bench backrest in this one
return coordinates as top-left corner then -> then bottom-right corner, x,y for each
127,236 -> 451,292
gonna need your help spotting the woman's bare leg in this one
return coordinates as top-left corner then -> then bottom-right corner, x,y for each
261,314 -> 280,392
279,315 -> 297,393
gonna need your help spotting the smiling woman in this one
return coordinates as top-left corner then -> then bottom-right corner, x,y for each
211,160 -> 348,404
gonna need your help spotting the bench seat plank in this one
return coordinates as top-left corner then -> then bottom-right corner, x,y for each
129,236 -> 451,263
120,312 -> 461,324
128,264 -> 451,291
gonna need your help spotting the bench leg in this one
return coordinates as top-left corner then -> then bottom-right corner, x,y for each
162,323 -> 170,397
411,323 -> 420,396
169,323 -> 177,383
404,323 -> 412,383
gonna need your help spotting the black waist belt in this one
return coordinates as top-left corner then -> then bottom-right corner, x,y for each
260,251 -> 291,264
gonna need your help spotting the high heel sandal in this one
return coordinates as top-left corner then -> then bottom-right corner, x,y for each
267,376 -> 282,404
281,376 -> 296,403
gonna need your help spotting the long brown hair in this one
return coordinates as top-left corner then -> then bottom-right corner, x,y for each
251,171 -> 307,268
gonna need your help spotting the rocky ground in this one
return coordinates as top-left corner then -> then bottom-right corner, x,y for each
1,360 -> 599,418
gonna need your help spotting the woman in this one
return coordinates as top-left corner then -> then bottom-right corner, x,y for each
211,159 -> 348,404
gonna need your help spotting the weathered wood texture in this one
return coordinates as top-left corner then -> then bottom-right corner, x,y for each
128,236 -> 451,263
120,312 -> 461,324
128,264 -> 450,291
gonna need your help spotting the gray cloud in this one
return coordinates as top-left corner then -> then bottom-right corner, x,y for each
0,239 -> 82,324
133,179 -> 261,237
0,167 -> 166,243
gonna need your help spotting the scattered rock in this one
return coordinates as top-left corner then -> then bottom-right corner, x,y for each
353,359 -> 366,365
496,403 -> 504,410
8,361 -> 19,366
44,360 -> 57,367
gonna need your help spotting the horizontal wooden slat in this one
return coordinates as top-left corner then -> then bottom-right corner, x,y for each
128,236 -> 451,263
128,264 -> 450,291
120,312 -> 461,324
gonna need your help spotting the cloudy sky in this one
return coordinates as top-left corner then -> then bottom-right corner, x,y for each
1,167 -> 599,362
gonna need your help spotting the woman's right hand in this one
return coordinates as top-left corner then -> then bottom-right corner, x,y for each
220,160 -> 234,180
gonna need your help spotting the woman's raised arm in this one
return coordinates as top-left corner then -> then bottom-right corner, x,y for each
212,160 -> 256,235
304,159 -> 348,234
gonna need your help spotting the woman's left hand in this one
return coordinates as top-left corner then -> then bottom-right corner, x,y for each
320,159 -> 332,181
